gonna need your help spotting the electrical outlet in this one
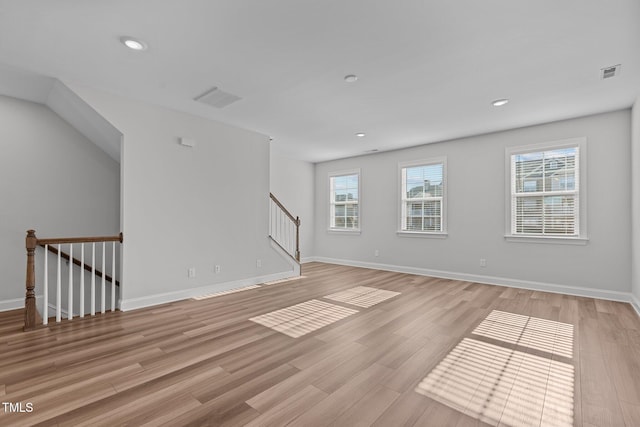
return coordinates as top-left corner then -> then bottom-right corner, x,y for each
374,249 -> 379,257
256,259 -> 262,268
480,258 -> 487,268
215,265 -> 221,274
188,267 -> 196,278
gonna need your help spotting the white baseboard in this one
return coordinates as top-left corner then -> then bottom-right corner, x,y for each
313,256 -> 635,304
631,293 -> 640,317
0,295 -> 44,313
120,269 -> 299,312
301,256 -> 319,264
0,297 -> 23,312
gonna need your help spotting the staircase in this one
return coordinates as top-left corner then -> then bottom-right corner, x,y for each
269,193 -> 301,264
23,230 -> 122,330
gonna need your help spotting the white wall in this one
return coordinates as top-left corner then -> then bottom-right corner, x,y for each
314,110 -> 632,298
0,95 -> 120,309
69,85 -> 293,310
632,99 -> 640,311
270,147 -> 315,261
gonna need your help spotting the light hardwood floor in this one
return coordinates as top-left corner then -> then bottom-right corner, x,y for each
1,262 -> 640,426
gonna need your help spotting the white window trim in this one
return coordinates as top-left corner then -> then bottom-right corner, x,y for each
398,157 -> 448,237
504,137 -> 588,244
328,168 -> 361,234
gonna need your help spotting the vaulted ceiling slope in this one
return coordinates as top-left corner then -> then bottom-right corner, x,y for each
0,0 -> 638,162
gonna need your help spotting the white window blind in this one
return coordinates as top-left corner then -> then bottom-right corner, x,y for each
401,161 -> 445,232
329,172 -> 359,230
511,146 -> 579,236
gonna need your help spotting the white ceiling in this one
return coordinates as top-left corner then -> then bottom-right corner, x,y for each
0,0 -> 638,162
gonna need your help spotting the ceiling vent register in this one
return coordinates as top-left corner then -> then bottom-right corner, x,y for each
601,64 -> 621,79
194,87 -> 242,108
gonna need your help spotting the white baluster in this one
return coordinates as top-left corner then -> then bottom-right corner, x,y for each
56,244 -> 61,322
68,244 -> 73,320
80,243 -> 85,318
101,241 -> 106,314
91,242 -> 95,316
43,245 -> 48,325
111,241 -> 116,312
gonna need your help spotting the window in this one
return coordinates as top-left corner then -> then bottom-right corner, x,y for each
400,158 -> 446,234
329,170 -> 360,231
507,138 -> 587,241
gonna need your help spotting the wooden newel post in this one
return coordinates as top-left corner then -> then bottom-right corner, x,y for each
295,216 -> 301,262
24,229 -> 38,331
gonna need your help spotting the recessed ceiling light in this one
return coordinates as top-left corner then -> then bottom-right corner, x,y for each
120,36 -> 147,51
344,74 -> 358,83
492,98 -> 509,107
356,132 -> 366,138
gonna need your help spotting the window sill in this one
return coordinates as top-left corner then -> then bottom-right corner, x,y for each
327,229 -> 361,236
397,231 -> 448,239
504,235 -> 589,245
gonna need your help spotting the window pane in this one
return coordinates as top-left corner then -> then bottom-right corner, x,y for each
512,146 -> 579,236
515,196 -> 543,234
423,217 -> 441,232
424,200 -> 441,216
406,217 -> 422,231
405,164 -> 443,199
333,176 -> 347,190
346,175 -> 358,190
330,173 -> 359,229
334,191 -> 347,202
544,196 -> 576,234
401,162 -> 444,232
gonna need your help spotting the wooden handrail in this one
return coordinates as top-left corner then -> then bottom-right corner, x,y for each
37,232 -> 123,245
39,244 -> 120,287
270,193 -> 300,226
269,193 -> 301,263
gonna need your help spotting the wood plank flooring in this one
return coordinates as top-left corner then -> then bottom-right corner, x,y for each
1,262 -> 639,426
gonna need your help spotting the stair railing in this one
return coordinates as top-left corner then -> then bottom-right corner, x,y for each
269,193 -> 300,262
24,230 -> 123,331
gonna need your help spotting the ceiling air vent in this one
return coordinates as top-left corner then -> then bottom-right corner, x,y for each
601,64 -> 621,80
194,87 -> 242,108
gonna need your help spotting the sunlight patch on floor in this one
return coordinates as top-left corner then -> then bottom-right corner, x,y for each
416,338 -> 574,427
472,310 -> 574,358
416,309 -> 575,427
323,286 -> 400,308
249,299 -> 358,338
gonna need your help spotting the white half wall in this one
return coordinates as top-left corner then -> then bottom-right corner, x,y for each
632,99 -> 640,313
0,95 -> 120,308
314,110 -> 632,295
69,84 -> 293,307
270,146 -> 315,261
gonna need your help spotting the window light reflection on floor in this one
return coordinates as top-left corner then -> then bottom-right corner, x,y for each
416,338 -> 574,427
323,286 -> 400,308
249,299 -> 358,338
416,309 -> 575,427
472,310 -> 574,358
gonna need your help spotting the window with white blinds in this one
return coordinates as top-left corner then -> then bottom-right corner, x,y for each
329,170 -> 360,231
400,159 -> 446,233
508,139 -> 586,239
